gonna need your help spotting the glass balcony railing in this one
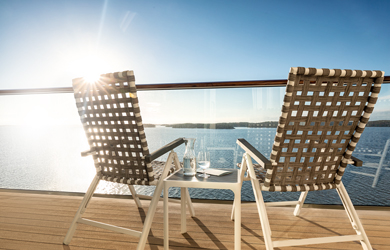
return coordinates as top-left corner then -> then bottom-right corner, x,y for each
0,78 -> 389,206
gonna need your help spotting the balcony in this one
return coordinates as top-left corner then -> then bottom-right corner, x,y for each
1,77 -> 390,249
2,0 -> 390,248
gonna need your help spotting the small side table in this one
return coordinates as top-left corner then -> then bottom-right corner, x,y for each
163,169 -> 241,250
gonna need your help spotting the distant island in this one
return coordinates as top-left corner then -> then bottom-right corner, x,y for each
144,120 -> 390,129
366,120 -> 390,127
143,124 -> 156,128
161,121 -> 278,129
163,123 -> 235,129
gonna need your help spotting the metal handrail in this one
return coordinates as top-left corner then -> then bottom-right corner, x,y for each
0,76 -> 389,95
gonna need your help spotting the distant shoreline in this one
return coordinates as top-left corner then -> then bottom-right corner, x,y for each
1,120 -> 388,129
145,120 -> 390,129
160,121 -> 278,129
366,120 -> 390,127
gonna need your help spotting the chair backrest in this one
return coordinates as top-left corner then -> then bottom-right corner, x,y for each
72,70 -> 155,185
266,67 -> 384,192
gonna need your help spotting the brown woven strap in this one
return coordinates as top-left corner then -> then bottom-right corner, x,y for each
100,161 -> 177,185
73,70 -> 155,185
264,67 -> 384,192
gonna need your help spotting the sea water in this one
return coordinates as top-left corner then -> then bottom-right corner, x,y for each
0,125 -> 389,206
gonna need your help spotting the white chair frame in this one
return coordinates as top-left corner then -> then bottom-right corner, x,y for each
64,150 -> 195,250
235,151 -> 372,249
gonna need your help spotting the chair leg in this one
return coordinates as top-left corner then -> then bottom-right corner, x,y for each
136,179 -> 164,250
337,182 -> 373,250
231,155 -> 247,221
293,191 -> 308,216
128,185 -> 143,208
251,178 -> 273,249
63,174 -> 100,245
137,151 -> 177,250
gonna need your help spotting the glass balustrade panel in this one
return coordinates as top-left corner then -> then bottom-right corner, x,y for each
0,85 -> 389,206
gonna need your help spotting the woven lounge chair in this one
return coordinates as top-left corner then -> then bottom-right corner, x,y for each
63,70 -> 195,250
234,67 -> 384,249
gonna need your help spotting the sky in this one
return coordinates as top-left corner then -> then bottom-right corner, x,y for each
0,0 -> 389,125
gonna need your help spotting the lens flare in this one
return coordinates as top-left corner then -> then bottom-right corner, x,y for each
71,54 -> 107,83
83,72 -> 101,83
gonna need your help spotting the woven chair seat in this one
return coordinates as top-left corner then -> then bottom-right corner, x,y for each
100,160 -> 177,186
151,161 -> 177,183
237,161 -> 338,192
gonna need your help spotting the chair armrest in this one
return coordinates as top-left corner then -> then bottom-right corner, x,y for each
351,156 -> 363,167
236,138 -> 272,169
145,137 -> 186,163
81,149 -> 97,157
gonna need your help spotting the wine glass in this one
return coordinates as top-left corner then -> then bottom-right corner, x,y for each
197,151 -> 210,178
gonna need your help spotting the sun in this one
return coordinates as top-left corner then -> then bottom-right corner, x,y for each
83,71 -> 102,83
71,54 -> 108,83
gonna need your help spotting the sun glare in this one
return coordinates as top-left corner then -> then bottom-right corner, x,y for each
71,54 -> 108,83
83,72 -> 101,83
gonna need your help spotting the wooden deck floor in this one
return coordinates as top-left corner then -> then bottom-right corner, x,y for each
0,190 -> 389,250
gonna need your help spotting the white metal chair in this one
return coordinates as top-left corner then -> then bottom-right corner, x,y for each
63,70 -> 194,250
234,67 -> 384,249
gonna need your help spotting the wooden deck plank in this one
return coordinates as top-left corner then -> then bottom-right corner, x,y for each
1,203 -> 389,233
1,191 -> 388,220
0,190 -> 389,250
1,195 -> 388,225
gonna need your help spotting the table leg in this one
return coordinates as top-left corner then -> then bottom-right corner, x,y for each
164,183 -> 169,250
186,188 -> 195,217
234,188 -> 241,250
181,187 -> 187,233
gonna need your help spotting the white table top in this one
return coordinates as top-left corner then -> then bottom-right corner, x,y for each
164,168 -> 240,188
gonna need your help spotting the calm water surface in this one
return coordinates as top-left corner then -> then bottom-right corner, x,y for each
0,126 -> 389,206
